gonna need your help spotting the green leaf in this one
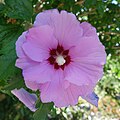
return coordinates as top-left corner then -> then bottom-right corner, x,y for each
3,76 -> 25,90
0,3 -> 7,25
0,3 -> 5,14
32,0 -> 38,5
84,0 -> 97,8
96,1 -> 105,16
0,24 -> 24,84
4,0 -> 33,21
33,103 -> 53,120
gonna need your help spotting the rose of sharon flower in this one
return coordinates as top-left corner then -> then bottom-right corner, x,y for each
13,9 -> 106,109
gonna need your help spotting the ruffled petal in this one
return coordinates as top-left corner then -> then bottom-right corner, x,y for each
39,70 -> 64,106
16,31 -> 27,57
15,57 -> 39,69
68,36 -> 106,85
55,83 -> 94,107
22,41 -> 49,62
23,61 -> 55,84
71,61 -> 104,85
15,31 -> 40,70
34,9 -> 59,26
70,36 -> 106,63
11,88 -> 37,112
22,25 -> 57,62
82,92 -> 99,107
64,63 -> 91,86
34,9 -> 83,48
25,80 -> 39,91
40,71 -> 94,107
80,22 -> 97,37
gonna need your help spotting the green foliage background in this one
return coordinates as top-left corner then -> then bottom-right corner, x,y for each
0,0 -> 120,120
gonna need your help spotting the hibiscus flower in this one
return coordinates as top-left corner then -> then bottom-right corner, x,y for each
12,9 -> 106,109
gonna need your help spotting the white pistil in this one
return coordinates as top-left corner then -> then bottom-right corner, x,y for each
56,55 -> 66,66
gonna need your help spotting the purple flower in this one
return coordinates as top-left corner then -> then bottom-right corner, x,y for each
15,9 -> 106,107
11,88 -> 37,112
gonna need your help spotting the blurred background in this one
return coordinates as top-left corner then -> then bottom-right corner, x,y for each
0,0 -> 120,120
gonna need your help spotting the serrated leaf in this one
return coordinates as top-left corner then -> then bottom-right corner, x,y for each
4,0 -> 33,21
0,24 -> 23,83
3,76 -> 25,90
33,103 -> 53,120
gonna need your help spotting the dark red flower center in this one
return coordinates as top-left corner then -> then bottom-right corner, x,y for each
48,44 -> 71,70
